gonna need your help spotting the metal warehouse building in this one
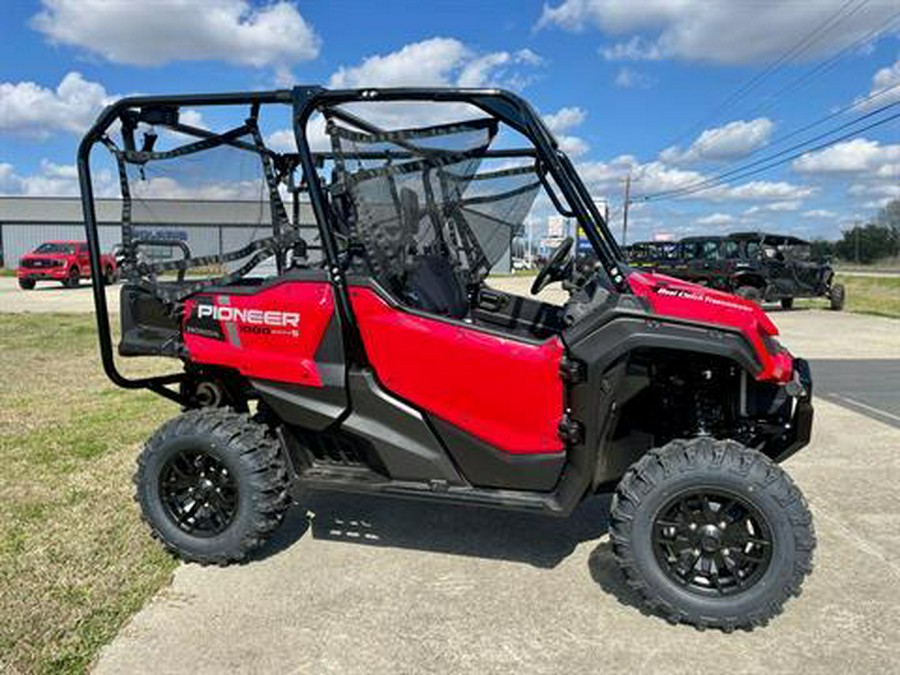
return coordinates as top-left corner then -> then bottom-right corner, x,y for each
0,196 -> 319,270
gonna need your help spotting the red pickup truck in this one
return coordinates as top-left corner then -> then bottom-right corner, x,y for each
17,241 -> 117,290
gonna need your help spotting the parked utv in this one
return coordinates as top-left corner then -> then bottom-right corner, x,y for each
626,233 -> 844,310
78,86 -> 815,631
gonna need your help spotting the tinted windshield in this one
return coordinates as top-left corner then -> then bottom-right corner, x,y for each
34,243 -> 75,254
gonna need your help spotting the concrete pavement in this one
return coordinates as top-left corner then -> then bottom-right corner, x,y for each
93,397 -> 900,674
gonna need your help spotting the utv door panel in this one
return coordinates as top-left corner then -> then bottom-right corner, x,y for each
349,286 -> 565,454
182,281 -> 341,387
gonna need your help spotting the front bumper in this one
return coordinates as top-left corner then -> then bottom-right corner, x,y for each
17,268 -> 67,280
773,357 -> 814,463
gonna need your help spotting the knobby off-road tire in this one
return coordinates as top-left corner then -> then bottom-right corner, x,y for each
65,267 -> 80,288
610,438 -> 815,631
829,283 -> 845,311
134,409 -> 289,565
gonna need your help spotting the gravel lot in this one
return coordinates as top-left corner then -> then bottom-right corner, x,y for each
2,276 -> 898,674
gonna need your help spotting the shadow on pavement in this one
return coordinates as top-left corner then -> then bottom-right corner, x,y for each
256,490 -> 613,570
587,541 -> 657,620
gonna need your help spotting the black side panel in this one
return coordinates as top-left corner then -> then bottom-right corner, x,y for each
119,284 -> 184,357
470,285 -> 564,341
430,416 -> 565,491
339,370 -> 466,486
564,311 -> 762,487
253,379 -> 347,430
252,313 -> 348,430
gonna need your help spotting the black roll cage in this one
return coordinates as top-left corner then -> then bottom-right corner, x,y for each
77,85 -> 627,401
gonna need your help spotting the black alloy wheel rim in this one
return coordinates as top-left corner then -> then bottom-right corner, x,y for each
652,488 -> 773,596
159,449 -> 239,537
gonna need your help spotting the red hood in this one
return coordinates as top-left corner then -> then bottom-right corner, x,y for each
627,271 -> 793,383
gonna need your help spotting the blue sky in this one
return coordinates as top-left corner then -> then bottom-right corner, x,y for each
1,0 -> 898,242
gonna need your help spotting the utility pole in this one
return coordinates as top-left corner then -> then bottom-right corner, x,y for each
622,174 -> 632,247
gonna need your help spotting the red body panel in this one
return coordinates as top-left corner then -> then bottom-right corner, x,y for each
183,282 -> 335,386
349,287 -> 565,454
627,271 -> 793,383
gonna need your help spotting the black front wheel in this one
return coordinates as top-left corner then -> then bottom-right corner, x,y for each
64,267 -> 80,288
610,438 -> 815,631
18,278 -> 35,290
135,409 -> 289,564
780,297 -> 794,310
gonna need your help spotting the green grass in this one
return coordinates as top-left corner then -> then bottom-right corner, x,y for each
0,314 -> 177,673
793,274 -> 900,318
834,274 -> 900,319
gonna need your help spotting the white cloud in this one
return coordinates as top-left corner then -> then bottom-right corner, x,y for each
696,212 -> 735,226
792,138 -> 900,175
539,0 -> 899,65
577,153 -> 814,204
328,37 -> 542,89
613,67 -> 654,89
542,106 -> 589,157
327,38 -> 544,130
267,114 -> 331,153
130,176 -> 265,201
802,209 -> 838,219
600,37 -> 664,62
543,106 -> 587,133
0,159 -> 115,197
660,118 -> 774,164
855,56 -> 900,110
744,200 -> 802,215
792,139 -> 899,210
31,0 -> 320,68
557,136 -> 590,157
330,38 -> 467,88
0,71 -> 111,137
727,181 -> 813,202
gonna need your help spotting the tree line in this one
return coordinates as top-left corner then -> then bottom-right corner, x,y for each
811,199 -> 900,264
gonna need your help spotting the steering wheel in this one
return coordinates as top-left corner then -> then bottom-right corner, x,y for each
531,236 -> 574,295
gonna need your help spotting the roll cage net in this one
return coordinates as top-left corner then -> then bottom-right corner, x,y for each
98,100 -> 543,306
325,114 -> 541,291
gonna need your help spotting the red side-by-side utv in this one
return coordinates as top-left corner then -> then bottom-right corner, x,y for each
78,86 -> 815,630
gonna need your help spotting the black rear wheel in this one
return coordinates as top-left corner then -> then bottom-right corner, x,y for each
18,278 -> 35,290
735,285 -> 762,304
135,409 -> 289,564
103,265 -> 116,285
780,297 -> 794,310
610,438 -> 815,631
829,283 -> 845,311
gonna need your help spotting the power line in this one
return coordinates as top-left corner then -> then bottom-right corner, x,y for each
640,98 -> 900,201
738,8 -> 900,122
639,110 -> 900,202
660,0 -> 867,149
744,80 -> 900,160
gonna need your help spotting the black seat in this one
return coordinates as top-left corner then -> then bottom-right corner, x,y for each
403,253 -> 469,319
